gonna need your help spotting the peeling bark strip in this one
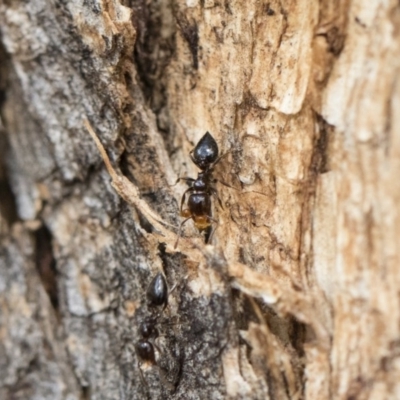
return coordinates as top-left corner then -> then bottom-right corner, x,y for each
1,1 -> 400,400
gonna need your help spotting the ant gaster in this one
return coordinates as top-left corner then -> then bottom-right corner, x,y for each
146,272 -> 168,309
175,132 -> 223,248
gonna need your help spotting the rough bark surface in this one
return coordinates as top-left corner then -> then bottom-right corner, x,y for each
0,1 -> 399,399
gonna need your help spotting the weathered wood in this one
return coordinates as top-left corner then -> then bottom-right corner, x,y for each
1,0 -> 399,399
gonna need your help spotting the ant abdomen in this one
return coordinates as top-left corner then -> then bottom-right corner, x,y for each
146,272 -> 168,308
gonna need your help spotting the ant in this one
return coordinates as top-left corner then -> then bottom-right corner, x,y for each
135,272 -> 176,387
136,272 -> 185,391
174,132 -> 225,248
136,273 -> 167,368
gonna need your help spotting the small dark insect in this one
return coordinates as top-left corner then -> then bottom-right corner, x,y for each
147,272 -> 168,309
135,272 -> 168,376
135,274 -> 182,390
175,132 -> 223,248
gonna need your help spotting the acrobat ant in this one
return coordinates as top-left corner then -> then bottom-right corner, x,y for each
135,272 -> 183,391
135,273 -> 169,380
174,132 -> 224,247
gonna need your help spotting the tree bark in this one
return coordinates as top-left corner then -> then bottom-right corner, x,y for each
1,1 -> 399,399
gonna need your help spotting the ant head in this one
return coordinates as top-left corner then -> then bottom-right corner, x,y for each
191,132 -> 219,170
146,272 -> 168,308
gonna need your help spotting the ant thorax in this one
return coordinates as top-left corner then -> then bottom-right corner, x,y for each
140,318 -> 159,339
193,173 -> 208,190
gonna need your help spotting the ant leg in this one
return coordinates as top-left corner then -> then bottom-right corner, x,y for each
174,216 -> 192,249
207,216 -> 218,224
206,217 -> 219,244
210,187 -> 223,210
162,276 -> 184,312
137,362 -> 149,388
169,177 -> 195,187
152,340 -> 162,355
216,179 -> 232,189
168,280 -> 180,295
210,149 -> 232,168
180,187 -> 194,214
214,178 -> 238,191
